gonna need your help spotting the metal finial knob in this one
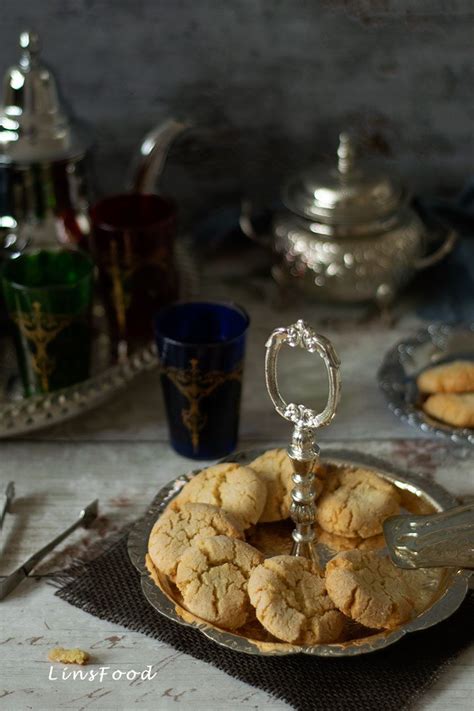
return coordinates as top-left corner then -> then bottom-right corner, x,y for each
19,30 -> 40,68
337,132 -> 355,175
265,320 -> 341,561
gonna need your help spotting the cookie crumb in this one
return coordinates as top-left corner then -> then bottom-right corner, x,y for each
48,647 -> 90,665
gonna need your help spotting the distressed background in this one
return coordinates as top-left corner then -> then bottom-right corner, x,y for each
0,0 -> 472,225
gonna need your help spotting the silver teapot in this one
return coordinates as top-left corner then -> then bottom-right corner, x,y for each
0,31 -> 187,250
241,133 -> 457,308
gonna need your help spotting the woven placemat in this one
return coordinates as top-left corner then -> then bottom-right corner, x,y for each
55,533 -> 473,711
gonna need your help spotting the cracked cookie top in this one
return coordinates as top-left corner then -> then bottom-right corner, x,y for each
417,360 -> 474,394
316,467 -> 400,538
173,462 -> 267,529
148,503 -> 244,580
317,527 -> 385,553
175,535 -> 264,630
247,555 -> 345,645
250,449 -> 325,523
249,448 -> 294,522
325,550 -> 438,630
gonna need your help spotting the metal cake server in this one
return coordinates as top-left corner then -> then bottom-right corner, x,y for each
0,481 -> 15,531
0,499 -> 98,601
384,502 -> 474,570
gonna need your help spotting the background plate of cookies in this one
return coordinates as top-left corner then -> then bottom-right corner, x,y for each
128,448 -> 470,657
378,323 -> 474,445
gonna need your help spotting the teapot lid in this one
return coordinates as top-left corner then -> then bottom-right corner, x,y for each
0,30 -> 89,164
282,133 -> 405,227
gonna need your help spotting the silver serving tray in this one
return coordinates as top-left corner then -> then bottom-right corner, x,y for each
378,323 -> 474,445
0,240 -> 198,438
127,448 -> 470,657
0,330 -> 158,438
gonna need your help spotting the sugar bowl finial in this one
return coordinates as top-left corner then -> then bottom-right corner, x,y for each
265,320 -> 341,562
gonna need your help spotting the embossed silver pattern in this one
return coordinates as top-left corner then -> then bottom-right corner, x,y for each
241,133 -> 457,306
378,323 -> 474,445
274,210 -> 423,303
128,448 -> 470,657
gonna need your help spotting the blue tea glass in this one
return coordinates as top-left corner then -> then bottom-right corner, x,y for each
154,301 -> 250,459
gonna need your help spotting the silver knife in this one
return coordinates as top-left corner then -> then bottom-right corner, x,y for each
0,481 -> 15,531
0,499 -> 99,601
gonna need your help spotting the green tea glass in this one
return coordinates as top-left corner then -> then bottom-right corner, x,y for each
2,249 -> 94,396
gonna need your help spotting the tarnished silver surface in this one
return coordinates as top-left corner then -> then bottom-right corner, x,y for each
378,323 -> 474,445
385,503 -> 474,570
240,134 -> 456,306
265,320 -> 341,560
127,448 -> 470,657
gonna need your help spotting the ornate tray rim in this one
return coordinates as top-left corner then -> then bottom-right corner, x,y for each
378,322 -> 474,445
0,342 -> 159,438
127,447 -> 470,657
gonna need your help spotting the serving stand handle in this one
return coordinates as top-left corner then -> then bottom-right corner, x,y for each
265,319 -> 341,562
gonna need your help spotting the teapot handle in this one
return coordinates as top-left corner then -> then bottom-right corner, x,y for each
239,199 -> 274,250
414,227 -> 458,271
129,118 -> 190,194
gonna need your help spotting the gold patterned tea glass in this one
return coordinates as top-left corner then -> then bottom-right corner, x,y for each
89,193 -> 179,360
2,249 -> 94,396
154,301 -> 250,459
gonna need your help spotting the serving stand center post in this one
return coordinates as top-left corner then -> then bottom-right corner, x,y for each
265,320 -> 341,562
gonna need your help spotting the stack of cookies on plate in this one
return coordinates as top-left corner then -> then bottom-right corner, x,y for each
418,360 -> 474,428
147,449 -> 440,646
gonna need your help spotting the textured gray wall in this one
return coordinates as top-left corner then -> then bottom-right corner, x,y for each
1,1 -> 473,224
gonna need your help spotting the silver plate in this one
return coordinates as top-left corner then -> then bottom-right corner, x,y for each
127,448 -> 470,657
378,323 -> 474,445
0,240 -> 198,438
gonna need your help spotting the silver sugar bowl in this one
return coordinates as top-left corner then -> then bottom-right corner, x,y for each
241,133 -> 457,308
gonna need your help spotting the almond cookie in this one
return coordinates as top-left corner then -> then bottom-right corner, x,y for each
316,467 -> 400,538
423,393 -> 474,428
175,535 -> 263,630
248,555 -> 345,644
325,550 -> 426,629
250,448 -> 325,522
173,462 -> 267,529
148,503 -> 244,580
417,360 -> 474,394
317,528 -> 385,553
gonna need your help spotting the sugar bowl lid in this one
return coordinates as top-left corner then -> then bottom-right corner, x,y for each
282,133 -> 406,227
0,30 -> 89,164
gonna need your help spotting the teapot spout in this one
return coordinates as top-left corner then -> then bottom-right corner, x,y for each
129,118 -> 189,194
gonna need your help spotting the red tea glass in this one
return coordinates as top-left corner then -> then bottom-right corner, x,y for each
89,193 -> 179,357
